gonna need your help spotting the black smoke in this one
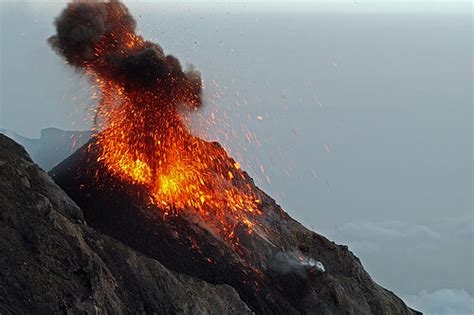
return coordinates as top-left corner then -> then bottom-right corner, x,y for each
49,0 -> 202,108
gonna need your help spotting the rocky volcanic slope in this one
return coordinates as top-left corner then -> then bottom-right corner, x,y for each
49,136 -> 421,315
0,134 -> 251,314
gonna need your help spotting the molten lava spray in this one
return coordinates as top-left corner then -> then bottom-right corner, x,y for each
50,0 -> 263,250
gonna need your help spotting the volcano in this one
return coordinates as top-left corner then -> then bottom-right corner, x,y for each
50,136 -> 420,314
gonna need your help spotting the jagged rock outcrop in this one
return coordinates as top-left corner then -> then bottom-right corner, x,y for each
0,134 -> 251,314
50,136 -> 421,315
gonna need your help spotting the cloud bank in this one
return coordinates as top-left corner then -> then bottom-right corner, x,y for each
403,289 -> 474,315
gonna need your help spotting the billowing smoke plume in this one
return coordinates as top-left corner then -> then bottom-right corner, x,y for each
49,0 -> 202,108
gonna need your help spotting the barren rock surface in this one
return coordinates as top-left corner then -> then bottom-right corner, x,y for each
50,136 -> 421,315
0,134 -> 251,314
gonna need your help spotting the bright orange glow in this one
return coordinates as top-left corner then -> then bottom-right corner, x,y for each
87,30 -> 264,251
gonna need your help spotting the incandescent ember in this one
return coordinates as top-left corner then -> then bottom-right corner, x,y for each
49,0 -> 264,252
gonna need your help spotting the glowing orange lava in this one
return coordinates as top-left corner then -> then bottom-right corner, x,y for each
86,30 -> 263,250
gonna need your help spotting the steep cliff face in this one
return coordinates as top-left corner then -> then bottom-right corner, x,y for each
0,134 -> 251,314
50,136 -> 421,315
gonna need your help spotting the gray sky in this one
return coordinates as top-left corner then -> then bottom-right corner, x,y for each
1,1 -> 472,313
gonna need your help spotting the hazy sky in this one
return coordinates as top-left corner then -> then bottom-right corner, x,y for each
0,1 -> 472,314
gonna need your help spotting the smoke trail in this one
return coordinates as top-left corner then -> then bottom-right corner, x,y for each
269,251 -> 325,280
267,251 -> 325,298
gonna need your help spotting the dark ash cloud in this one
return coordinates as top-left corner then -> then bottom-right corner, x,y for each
49,0 -> 202,109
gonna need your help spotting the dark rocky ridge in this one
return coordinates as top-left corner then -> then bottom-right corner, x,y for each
0,134 -> 251,314
50,136 -> 421,315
